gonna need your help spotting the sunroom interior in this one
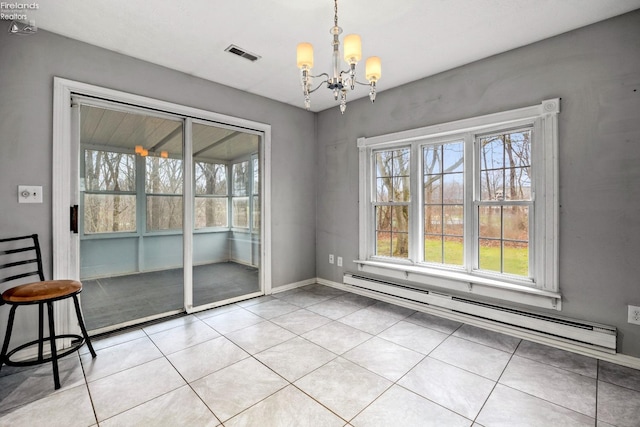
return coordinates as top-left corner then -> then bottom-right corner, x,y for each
77,104 -> 261,330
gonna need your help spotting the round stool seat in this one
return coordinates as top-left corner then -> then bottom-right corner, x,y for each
2,280 -> 82,303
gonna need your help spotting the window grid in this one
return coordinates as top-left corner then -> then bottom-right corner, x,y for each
422,141 -> 464,266
146,155 -> 183,231
369,129 -> 536,279
358,99 -> 560,302
83,149 -> 137,234
82,150 -> 258,234
232,161 -> 250,229
476,129 -> 533,278
194,161 -> 228,229
373,148 -> 410,259
252,155 -> 260,232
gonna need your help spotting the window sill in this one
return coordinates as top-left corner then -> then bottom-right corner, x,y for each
80,228 -> 231,240
354,260 -> 561,310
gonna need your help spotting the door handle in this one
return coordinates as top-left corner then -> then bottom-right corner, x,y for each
70,205 -> 78,234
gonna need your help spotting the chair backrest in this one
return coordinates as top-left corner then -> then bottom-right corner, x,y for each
0,234 -> 45,285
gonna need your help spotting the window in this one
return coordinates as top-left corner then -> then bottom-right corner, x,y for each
146,155 -> 183,231
231,156 -> 260,231
83,149 -> 136,233
374,148 -> 410,258
477,129 -> 531,276
252,154 -> 260,231
357,99 -> 560,308
195,162 -> 228,228
82,148 -> 260,235
423,140 -> 464,266
232,161 -> 250,228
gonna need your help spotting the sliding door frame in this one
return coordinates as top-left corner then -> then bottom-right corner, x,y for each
53,77 -> 272,332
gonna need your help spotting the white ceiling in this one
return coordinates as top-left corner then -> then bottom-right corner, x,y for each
26,0 -> 640,112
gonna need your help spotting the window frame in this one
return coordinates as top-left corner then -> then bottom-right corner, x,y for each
145,153 -> 184,232
80,145 -> 138,236
194,160 -> 229,230
230,154 -> 259,233
231,159 -> 251,230
372,147 -> 412,258
251,153 -> 260,233
357,99 -> 560,310
420,137 -> 466,267
473,127 -> 534,279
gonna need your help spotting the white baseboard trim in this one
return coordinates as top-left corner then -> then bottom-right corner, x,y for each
315,277 -> 640,371
270,278 -> 317,294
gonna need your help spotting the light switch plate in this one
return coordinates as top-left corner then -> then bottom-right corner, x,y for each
18,185 -> 43,203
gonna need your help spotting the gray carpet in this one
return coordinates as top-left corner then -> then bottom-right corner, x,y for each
81,262 -> 259,331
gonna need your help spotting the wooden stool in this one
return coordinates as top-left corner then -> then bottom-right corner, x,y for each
1,234 -> 97,389
0,280 -> 97,389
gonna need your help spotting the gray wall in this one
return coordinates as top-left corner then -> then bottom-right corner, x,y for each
0,24 -> 316,342
316,10 -> 640,357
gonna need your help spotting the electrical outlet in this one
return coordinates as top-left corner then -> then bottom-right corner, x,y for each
337,256 -> 343,267
329,254 -> 334,264
629,305 -> 640,325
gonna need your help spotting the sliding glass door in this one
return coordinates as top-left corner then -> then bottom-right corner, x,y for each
78,104 -> 185,331
191,120 -> 261,307
75,101 -> 262,333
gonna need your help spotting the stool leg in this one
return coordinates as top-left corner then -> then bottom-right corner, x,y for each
38,302 -> 44,362
46,301 -> 61,390
72,295 -> 96,358
0,305 -> 18,372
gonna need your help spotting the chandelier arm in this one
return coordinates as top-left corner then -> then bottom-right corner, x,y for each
307,79 -> 330,94
339,69 -> 356,77
308,72 -> 330,80
353,79 -> 373,86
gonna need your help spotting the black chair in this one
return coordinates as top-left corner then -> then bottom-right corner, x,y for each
0,234 -> 96,389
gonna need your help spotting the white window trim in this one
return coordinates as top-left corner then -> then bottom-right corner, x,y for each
357,99 -> 560,310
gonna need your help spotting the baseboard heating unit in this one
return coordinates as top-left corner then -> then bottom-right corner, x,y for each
343,273 -> 617,353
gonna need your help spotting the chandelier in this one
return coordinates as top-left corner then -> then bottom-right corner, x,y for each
296,0 -> 381,114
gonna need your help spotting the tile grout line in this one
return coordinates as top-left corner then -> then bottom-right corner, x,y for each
87,334 -> 185,425
594,359 -> 599,424
503,353 -> 599,419
78,353 -> 100,426
7,283 -> 638,426
147,322 -> 225,424
218,315 -> 347,426
384,318 -> 480,423
244,293 -> 391,425
471,336 -> 523,425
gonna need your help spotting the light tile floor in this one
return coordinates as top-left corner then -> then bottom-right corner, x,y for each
1,284 -> 640,426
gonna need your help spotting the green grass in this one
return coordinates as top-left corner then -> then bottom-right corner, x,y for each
377,236 -> 529,277
427,238 -> 528,276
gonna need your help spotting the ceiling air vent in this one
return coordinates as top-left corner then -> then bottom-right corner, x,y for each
225,45 -> 261,62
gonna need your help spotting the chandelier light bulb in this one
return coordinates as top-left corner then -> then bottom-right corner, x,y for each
296,43 -> 314,69
343,34 -> 362,64
365,56 -> 382,82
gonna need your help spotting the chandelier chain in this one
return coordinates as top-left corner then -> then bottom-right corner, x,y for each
334,0 -> 338,28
